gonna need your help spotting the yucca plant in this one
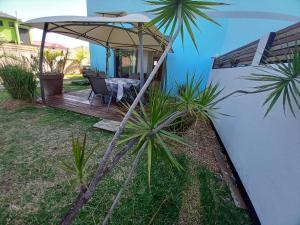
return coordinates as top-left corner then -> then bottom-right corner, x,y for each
120,90 -> 186,185
197,81 -> 224,119
244,47 -> 300,117
176,74 -> 223,120
60,134 -> 95,189
147,0 -> 225,49
60,1 -> 225,224
176,74 -> 202,116
102,90 -> 187,225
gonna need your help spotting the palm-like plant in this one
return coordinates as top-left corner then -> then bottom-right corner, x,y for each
147,0 -> 225,49
176,74 -> 223,120
120,90 -> 186,186
73,48 -> 87,73
60,134 -> 95,189
44,49 -> 68,73
245,47 -> 300,117
60,1 -> 225,224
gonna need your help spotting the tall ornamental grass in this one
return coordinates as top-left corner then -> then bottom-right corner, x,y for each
0,64 -> 37,101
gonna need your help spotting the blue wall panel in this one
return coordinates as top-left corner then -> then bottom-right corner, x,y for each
87,0 -> 300,93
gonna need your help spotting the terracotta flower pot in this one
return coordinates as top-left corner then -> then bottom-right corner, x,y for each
41,73 -> 64,96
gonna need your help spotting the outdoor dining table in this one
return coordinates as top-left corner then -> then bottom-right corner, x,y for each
105,78 -> 140,102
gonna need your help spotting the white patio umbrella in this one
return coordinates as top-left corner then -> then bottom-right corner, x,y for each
25,14 -> 168,51
25,14 -> 169,103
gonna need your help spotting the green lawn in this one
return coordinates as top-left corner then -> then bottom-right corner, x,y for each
0,90 -> 252,225
63,74 -> 90,93
64,74 -> 85,81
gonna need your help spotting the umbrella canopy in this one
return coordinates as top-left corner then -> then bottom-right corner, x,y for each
25,14 -> 169,52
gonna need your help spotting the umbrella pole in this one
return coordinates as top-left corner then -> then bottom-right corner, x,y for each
138,23 -> 144,90
105,42 -> 110,76
39,22 -> 48,104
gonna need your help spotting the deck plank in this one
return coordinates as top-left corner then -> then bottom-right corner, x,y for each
38,89 -> 123,121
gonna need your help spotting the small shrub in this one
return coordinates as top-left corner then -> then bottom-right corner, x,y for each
60,134 -> 96,189
0,64 -> 37,101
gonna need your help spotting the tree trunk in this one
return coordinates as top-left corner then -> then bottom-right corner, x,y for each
59,7 -> 183,225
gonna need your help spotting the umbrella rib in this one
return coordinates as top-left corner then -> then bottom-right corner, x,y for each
120,23 -> 136,46
46,22 -> 165,52
129,22 -> 166,43
51,30 -> 159,51
106,23 -> 115,47
144,26 -> 166,46
49,23 -> 108,47
76,24 -> 102,39
48,22 -> 139,35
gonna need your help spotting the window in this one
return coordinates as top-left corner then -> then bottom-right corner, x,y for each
8,22 -> 14,28
115,49 -> 137,78
0,21 -> 3,27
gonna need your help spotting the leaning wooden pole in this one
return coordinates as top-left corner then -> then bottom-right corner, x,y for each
138,22 -> 145,89
39,22 -> 48,104
60,7 -> 183,225
105,42 -> 109,75
102,143 -> 147,225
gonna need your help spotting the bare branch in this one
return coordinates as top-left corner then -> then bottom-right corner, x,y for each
102,142 -> 147,225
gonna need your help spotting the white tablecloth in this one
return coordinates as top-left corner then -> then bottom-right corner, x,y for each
105,78 -> 140,101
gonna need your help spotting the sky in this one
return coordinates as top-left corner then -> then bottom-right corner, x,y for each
1,0 -> 88,48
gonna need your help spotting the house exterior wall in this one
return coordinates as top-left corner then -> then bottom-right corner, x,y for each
87,0 -> 300,94
0,17 -> 32,45
209,65 -> 300,225
86,1 -> 300,224
0,17 -> 20,43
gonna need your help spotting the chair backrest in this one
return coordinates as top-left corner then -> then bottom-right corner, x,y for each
83,69 -> 106,78
86,75 -> 110,95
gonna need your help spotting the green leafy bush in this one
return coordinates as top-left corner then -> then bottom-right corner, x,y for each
0,64 -> 37,101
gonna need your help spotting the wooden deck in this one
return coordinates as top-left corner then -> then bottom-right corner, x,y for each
40,89 -> 123,121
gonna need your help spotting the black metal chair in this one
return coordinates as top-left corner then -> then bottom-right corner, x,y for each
86,75 -> 115,111
123,85 -> 139,103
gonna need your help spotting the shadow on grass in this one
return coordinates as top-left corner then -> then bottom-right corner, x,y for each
198,166 -> 252,225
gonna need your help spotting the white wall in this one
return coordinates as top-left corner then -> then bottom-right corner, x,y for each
209,66 -> 300,225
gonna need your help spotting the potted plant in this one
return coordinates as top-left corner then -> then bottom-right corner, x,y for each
214,57 -> 224,68
41,49 -> 68,96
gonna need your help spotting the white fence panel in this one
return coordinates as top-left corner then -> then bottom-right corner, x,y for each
209,66 -> 300,225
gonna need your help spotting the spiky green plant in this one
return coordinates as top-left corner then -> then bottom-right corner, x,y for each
147,0 -> 226,49
60,1 -> 226,224
176,74 -> 223,120
73,48 -> 87,73
44,49 -> 69,73
197,81 -> 224,119
244,47 -> 300,117
120,90 -> 187,186
60,134 -> 95,188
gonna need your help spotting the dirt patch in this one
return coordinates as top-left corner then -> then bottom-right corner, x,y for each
176,120 -> 225,225
0,99 -> 33,111
0,172 -> 13,193
176,120 -> 222,174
